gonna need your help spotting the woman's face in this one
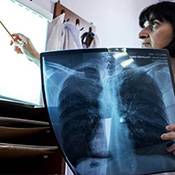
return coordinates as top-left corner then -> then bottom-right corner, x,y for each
138,19 -> 173,49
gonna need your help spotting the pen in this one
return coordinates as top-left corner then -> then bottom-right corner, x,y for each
0,21 -> 13,40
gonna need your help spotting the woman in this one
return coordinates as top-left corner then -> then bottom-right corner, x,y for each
11,1 -> 175,155
138,1 -> 175,155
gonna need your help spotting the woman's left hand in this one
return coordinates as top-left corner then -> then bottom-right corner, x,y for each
161,124 -> 175,154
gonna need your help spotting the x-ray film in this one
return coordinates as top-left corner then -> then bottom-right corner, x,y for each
41,48 -> 175,175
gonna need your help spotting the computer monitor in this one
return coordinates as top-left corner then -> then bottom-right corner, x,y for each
41,48 -> 175,175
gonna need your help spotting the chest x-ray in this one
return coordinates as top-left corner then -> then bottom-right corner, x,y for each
41,48 -> 175,175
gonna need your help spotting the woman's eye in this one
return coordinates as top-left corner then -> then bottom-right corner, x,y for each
151,22 -> 159,30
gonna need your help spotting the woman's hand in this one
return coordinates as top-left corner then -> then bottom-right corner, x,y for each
10,33 -> 40,66
161,124 -> 175,155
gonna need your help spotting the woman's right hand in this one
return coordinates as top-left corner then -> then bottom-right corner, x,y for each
10,33 -> 40,66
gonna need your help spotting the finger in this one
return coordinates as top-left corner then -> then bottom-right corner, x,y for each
10,40 -> 14,46
11,34 -> 24,47
17,47 -> 23,54
13,38 -> 25,48
12,33 -> 26,38
14,46 -> 23,54
14,45 -> 18,52
11,34 -> 21,41
167,143 -> 175,152
12,33 -> 27,43
161,132 -> 175,140
166,124 -> 175,131
13,36 -> 22,44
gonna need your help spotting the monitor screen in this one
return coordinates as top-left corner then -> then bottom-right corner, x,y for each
0,0 -> 48,105
41,48 -> 175,175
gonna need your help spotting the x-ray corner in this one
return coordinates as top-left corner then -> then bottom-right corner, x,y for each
41,48 -> 175,175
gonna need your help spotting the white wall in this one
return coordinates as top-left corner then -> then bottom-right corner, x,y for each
60,0 -> 159,48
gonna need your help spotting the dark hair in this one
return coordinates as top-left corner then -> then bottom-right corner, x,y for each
139,1 -> 175,57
